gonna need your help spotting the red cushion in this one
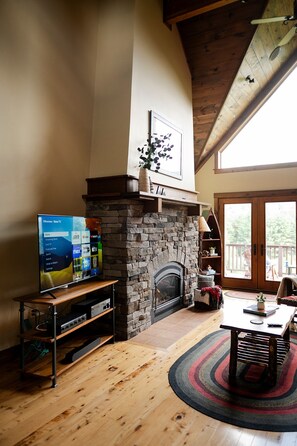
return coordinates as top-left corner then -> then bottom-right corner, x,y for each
280,295 -> 297,301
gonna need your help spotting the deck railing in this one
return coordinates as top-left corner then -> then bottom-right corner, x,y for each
225,243 -> 296,277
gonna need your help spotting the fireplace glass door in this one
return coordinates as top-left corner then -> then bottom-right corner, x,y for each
155,274 -> 181,307
153,262 -> 183,321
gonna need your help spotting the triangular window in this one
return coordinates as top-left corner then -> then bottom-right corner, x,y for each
218,66 -> 297,170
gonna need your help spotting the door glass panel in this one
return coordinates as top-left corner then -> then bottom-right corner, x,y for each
265,202 -> 296,281
224,203 -> 252,279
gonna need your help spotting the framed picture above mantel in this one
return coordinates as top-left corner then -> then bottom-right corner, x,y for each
149,110 -> 183,180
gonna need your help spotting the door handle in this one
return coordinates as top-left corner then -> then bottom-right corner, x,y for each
253,244 -> 257,255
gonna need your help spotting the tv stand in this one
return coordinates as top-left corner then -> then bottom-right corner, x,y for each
14,280 -> 117,387
47,291 -> 58,299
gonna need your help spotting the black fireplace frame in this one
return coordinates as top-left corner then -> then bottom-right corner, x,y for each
152,262 -> 184,323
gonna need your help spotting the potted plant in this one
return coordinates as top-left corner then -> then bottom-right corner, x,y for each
256,292 -> 266,310
137,133 -> 173,192
209,247 -> 216,256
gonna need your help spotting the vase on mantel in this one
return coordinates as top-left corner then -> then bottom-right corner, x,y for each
138,167 -> 150,193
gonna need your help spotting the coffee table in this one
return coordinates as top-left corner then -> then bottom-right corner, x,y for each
220,304 -> 296,386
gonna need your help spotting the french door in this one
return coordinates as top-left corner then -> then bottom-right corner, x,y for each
218,194 -> 297,293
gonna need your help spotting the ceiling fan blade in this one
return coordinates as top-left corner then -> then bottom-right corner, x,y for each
251,16 -> 289,25
277,25 -> 297,47
269,46 -> 281,61
269,25 -> 297,60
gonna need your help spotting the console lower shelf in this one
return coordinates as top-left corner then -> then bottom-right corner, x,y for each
21,334 -> 113,379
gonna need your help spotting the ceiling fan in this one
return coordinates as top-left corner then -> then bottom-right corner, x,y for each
251,0 -> 297,60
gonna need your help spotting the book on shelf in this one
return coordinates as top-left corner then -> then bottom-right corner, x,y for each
243,304 -> 277,317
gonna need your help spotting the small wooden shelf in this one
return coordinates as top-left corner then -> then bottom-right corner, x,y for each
15,280 -> 116,306
201,256 -> 221,259
21,334 -> 114,379
14,280 -> 118,387
19,307 -> 114,343
237,333 -> 290,368
200,209 -> 222,286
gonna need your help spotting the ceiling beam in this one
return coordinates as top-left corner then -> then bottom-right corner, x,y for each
164,0 -> 240,25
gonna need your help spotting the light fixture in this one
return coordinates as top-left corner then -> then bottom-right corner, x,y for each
198,216 -> 211,233
246,75 -> 255,84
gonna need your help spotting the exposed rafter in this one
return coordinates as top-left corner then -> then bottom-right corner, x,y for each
163,0 -> 297,172
164,0 -> 240,25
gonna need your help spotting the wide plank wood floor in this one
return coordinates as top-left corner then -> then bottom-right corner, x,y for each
1,295 -> 297,446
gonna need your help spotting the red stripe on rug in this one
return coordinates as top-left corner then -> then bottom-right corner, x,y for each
188,337 -> 297,414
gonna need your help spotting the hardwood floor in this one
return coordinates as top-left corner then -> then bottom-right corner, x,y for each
1,295 -> 297,446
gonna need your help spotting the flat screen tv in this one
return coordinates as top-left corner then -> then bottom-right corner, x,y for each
38,214 -> 102,293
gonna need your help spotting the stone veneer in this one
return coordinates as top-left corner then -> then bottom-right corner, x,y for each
86,198 -> 199,340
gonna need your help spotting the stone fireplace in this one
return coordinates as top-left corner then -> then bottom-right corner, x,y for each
84,175 -> 204,340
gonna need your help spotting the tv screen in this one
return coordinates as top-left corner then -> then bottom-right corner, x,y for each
38,214 -> 102,293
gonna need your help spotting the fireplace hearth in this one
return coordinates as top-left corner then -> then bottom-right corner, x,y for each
84,175 -> 205,340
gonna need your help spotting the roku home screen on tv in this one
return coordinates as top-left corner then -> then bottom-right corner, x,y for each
38,214 -> 102,292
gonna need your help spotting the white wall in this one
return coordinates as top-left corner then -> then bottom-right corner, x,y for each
196,155 -> 297,206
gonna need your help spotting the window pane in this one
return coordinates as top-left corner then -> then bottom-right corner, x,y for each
224,203 -> 252,279
265,202 -> 296,280
219,67 -> 297,169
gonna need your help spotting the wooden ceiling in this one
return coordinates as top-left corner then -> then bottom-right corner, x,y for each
163,0 -> 297,172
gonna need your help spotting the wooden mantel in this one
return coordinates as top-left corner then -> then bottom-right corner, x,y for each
83,175 -> 209,215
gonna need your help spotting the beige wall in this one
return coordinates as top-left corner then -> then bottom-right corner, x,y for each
196,155 -> 297,206
90,0 -> 195,191
89,0 -> 134,177
0,0 -> 99,350
0,0 -> 195,351
127,0 -> 195,190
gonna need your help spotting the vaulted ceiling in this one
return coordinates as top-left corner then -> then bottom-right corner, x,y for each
163,0 -> 297,172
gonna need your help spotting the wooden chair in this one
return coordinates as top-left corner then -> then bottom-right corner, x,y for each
277,276 -> 297,324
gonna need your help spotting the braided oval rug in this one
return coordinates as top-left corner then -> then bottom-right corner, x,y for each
169,329 -> 297,431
